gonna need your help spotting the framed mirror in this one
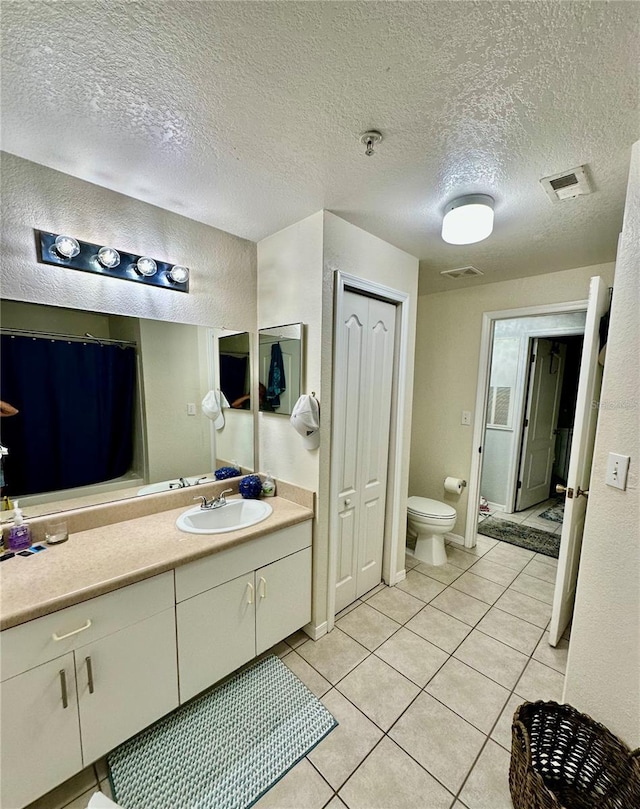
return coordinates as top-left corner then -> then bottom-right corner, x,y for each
258,323 -> 304,415
0,300 -> 255,519
218,332 -> 251,409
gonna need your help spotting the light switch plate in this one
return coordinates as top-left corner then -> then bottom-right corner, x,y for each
605,453 -> 630,490
461,410 -> 472,426
187,403 -> 197,416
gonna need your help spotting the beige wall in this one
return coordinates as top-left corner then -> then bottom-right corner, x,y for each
139,320 -> 212,483
321,212 -> 420,593
257,211 -> 419,632
0,152 -> 256,332
410,261 -> 615,537
257,211 -> 325,491
564,143 -> 639,746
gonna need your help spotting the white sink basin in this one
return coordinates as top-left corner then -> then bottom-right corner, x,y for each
176,499 -> 273,534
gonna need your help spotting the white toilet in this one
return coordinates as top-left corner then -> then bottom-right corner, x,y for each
407,496 -> 457,566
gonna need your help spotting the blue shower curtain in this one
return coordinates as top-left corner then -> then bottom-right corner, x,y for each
0,334 -> 136,497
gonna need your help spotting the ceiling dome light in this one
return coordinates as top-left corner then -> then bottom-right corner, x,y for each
167,265 -> 189,284
441,194 -> 494,245
53,235 -> 80,259
97,246 -> 121,269
135,256 -> 157,277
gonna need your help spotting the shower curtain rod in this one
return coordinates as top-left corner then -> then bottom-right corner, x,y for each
0,327 -> 137,348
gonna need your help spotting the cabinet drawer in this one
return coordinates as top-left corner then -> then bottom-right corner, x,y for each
1,572 -> 174,682
175,521 -> 312,602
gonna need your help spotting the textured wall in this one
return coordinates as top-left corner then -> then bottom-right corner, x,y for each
0,153 -> 256,332
320,212 -> 419,622
564,143 -> 639,746
257,211 -> 324,491
410,262 -> 615,537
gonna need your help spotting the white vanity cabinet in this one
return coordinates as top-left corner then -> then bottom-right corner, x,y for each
176,521 -> 312,703
0,573 -> 178,809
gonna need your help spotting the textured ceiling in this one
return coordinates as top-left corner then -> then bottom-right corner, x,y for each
1,1 -> 638,293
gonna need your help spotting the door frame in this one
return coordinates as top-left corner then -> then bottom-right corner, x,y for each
327,272 -> 410,632
465,300 -> 589,547
507,327 -> 585,512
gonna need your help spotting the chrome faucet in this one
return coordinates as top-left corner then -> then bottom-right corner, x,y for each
170,477 -> 191,489
193,489 -> 233,509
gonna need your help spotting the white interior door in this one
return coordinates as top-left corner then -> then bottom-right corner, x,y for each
516,338 -> 566,510
549,276 -> 609,646
334,291 -> 396,613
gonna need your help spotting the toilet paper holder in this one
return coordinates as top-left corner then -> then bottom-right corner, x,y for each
443,477 -> 467,494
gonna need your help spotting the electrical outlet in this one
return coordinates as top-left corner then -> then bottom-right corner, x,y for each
187,403 -> 196,416
461,410 -> 472,426
605,452 -> 630,490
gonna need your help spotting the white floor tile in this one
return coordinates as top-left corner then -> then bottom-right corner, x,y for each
390,691 -> 485,794
308,688 -> 383,789
253,759 -> 333,809
336,602 -> 400,651
430,587 -> 491,626
532,632 -> 570,674
405,604 -> 473,653
375,626 -> 449,687
450,571 -> 507,605
459,740 -> 513,809
453,630 -> 529,689
336,655 -> 419,731
339,737 -> 454,809
514,659 -> 565,703
426,657 -> 511,734
476,607 -> 544,655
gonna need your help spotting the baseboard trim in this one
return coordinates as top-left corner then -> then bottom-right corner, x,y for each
304,621 -> 327,641
389,568 -> 407,585
445,532 -> 466,547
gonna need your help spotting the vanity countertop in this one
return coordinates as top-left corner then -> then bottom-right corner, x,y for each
0,495 -> 313,631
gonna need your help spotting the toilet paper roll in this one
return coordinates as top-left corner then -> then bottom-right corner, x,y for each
444,476 -> 466,495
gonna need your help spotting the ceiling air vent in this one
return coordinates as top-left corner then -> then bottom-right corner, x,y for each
440,265 -> 484,280
540,165 -> 592,202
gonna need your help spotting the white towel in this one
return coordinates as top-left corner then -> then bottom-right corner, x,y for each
201,390 -> 230,431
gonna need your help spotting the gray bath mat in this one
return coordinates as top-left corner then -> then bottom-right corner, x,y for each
107,655 -> 337,809
478,516 -> 560,558
538,498 -> 565,524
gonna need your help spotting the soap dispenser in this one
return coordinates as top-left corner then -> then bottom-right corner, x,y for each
6,501 -> 32,552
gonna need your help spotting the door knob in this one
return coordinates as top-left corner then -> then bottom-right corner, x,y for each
576,486 -> 589,498
556,484 -> 574,499
344,498 -> 351,506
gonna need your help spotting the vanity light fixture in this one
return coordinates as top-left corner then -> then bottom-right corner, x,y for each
168,265 -> 189,284
135,256 -> 158,277
441,194 -> 495,245
53,235 -> 80,259
97,246 -> 121,269
36,231 -> 189,293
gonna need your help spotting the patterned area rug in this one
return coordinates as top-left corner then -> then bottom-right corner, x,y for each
538,498 -> 565,524
108,655 -> 337,809
478,516 -> 560,558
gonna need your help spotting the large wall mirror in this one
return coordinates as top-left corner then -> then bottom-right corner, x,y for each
258,323 -> 304,415
0,300 -> 255,519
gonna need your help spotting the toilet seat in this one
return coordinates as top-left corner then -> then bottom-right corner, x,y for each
407,496 -> 456,521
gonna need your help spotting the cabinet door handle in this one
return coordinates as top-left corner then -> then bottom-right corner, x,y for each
86,656 -> 95,694
246,581 -> 254,605
59,669 -> 68,709
52,619 -> 92,641
259,576 -> 267,599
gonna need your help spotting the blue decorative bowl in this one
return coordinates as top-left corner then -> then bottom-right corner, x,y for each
238,474 -> 263,499
215,466 -> 240,481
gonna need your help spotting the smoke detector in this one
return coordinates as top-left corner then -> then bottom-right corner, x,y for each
440,265 -> 484,280
540,165 -> 593,202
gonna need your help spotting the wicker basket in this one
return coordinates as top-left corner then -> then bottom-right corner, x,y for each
509,701 -> 640,809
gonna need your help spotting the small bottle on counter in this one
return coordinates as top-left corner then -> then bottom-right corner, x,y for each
6,501 -> 32,552
261,471 -> 276,497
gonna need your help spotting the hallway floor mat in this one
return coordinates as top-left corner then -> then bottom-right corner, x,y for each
107,655 -> 337,809
478,517 -> 560,558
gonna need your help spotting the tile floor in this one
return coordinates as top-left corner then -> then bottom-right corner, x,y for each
478,498 -> 564,536
29,535 -> 568,809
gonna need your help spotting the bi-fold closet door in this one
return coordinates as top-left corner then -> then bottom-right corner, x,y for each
334,290 -> 397,614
